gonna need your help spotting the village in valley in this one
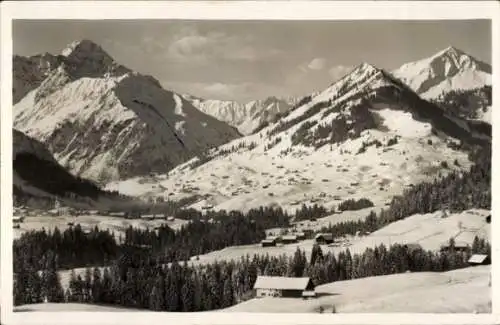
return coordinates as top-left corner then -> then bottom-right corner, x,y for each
10,17 -> 492,314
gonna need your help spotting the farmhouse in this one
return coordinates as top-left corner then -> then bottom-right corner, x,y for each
261,238 -> 277,247
440,241 -> 469,253
109,212 -> 127,217
468,254 -> 490,266
253,276 -> 315,298
141,214 -> 156,220
282,235 -> 298,244
315,233 -> 334,244
13,216 -> 24,224
295,232 -> 306,240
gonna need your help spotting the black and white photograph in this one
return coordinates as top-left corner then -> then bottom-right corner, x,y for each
1,1 -> 497,322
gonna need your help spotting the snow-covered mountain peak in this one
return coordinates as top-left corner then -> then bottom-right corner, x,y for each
61,39 -> 110,58
392,47 -> 491,99
59,40 -> 130,80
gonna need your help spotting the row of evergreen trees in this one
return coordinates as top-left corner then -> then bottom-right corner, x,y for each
15,203 -> 323,273
14,237 -> 490,310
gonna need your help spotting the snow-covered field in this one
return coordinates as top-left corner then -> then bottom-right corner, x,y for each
223,265 -> 491,313
14,214 -> 189,242
14,303 -> 142,312
181,208 -> 490,267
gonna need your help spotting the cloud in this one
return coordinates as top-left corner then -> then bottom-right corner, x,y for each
307,57 -> 327,70
166,27 -> 281,63
328,65 -> 353,81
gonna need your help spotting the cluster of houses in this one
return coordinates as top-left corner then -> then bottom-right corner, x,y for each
260,232 -> 307,247
261,231 -> 340,247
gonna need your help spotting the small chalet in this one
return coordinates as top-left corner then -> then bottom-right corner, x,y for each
440,241 -> 469,253
253,276 -> 315,298
109,212 -> 127,218
403,243 -> 423,252
13,216 -> 24,224
261,238 -> 277,247
315,233 -> 334,245
468,254 -> 490,266
167,216 -> 175,222
295,232 -> 306,240
282,235 -> 298,244
141,214 -> 156,220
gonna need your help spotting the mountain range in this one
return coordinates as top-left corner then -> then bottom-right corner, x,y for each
13,40 -> 241,185
106,60 -> 491,213
12,41 -> 492,208
181,94 -> 298,135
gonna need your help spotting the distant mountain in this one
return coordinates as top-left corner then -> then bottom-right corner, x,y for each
13,40 -> 241,184
108,63 -> 490,212
182,95 -> 298,135
392,46 -> 491,100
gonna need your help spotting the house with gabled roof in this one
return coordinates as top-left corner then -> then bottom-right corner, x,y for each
253,276 -> 315,298
315,233 -> 333,244
468,254 -> 490,266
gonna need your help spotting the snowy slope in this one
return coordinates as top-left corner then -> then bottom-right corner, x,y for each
108,63 -> 490,213
392,46 -> 491,100
156,209 -> 490,268
183,95 -> 297,135
223,265 -> 490,313
13,40 -> 241,184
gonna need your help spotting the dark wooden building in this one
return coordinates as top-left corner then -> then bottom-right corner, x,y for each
315,233 -> 334,244
253,276 -> 315,298
282,235 -> 298,244
261,238 -> 277,247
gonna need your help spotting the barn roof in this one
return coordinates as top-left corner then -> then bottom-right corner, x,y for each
253,276 -> 313,290
315,233 -> 333,240
468,254 -> 489,264
261,239 -> 276,243
282,235 -> 297,240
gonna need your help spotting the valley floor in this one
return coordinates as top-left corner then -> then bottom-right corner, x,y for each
13,214 -> 189,242
222,265 -> 491,313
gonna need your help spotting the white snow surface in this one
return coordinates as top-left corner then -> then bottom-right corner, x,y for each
223,265 -> 491,313
392,46 -> 491,100
375,109 -> 432,138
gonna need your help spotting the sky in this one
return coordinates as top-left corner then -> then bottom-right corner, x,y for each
13,20 -> 491,102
